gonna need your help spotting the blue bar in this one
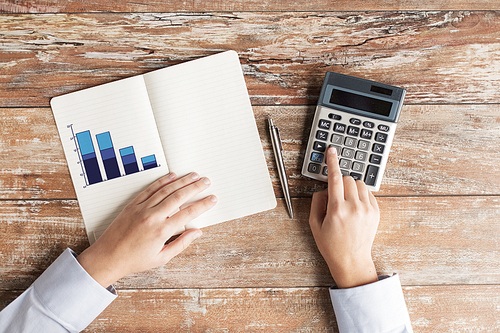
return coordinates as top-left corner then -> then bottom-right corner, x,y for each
100,147 -> 115,160
96,132 -> 114,150
141,154 -> 158,170
141,154 -> 156,164
119,146 -> 135,157
96,131 -> 120,180
119,146 -> 139,175
76,130 -> 102,185
76,131 -> 96,156
81,151 -> 96,160
121,153 -> 137,165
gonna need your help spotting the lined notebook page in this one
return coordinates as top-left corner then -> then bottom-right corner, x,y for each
144,51 -> 276,230
51,76 -> 169,243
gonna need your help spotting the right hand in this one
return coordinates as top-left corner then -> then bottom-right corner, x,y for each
309,147 -> 380,288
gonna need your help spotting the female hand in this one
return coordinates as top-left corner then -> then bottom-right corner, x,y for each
77,172 -> 217,287
309,147 -> 380,288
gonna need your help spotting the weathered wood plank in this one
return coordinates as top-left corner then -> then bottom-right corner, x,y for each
0,0 -> 498,13
84,285 -> 500,332
0,11 -> 499,106
2,285 -> 498,332
2,104 -> 500,199
1,197 -> 499,290
0,108 -> 75,199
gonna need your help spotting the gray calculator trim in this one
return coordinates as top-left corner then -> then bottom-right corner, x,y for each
302,71 -> 406,191
318,72 -> 406,123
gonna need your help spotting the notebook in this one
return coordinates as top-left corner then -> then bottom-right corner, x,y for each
51,50 -> 277,244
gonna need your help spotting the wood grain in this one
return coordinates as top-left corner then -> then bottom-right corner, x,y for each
84,285 -> 500,332
1,197 -> 499,290
0,0 -> 499,13
1,285 -> 498,332
0,11 -> 499,106
1,4 -> 499,332
2,104 -> 500,199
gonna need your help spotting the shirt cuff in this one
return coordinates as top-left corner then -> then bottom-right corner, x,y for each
329,274 -> 413,333
32,248 -> 117,332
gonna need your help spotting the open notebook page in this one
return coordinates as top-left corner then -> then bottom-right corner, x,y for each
143,50 -> 276,230
51,76 -> 169,244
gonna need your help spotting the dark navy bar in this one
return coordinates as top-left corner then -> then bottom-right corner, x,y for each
141,154 -> 158,170
96,132 -> 120,180
119,146 -> 139,175
76,130 -> 103,185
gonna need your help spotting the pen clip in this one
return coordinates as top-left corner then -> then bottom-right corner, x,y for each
275,126 -> 283,152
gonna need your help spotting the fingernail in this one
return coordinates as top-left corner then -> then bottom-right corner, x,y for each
168,173 -> 176,179
193,230 -> 202,240
210,195 -> 218,203
191,172 -> 200,180
203,177 -> 211,185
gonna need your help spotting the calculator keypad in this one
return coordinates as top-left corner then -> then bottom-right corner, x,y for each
305,109 -> 395,190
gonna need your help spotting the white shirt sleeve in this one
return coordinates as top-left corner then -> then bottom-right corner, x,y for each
329,274 -> 413,333
0,248 -> 117,333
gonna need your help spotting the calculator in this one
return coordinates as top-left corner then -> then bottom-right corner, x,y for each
301,72 -> 406,191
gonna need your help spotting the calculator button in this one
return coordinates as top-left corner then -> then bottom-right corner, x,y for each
375,132 -> 388,143
364,165 -> 379,186
369,154 -> 382,164
342,148 -> 355,159
318,119 -> 332,130
372,143 -> 385,154
310,152 -> 324,163
360,129 -> 373,140
363,121 -> 375,129
328,113 -> 342,120
339,159 -> 352,169
329,144 -> 342,155
344,137 -> 357,148
333,123 -> 346,133
378,124 -> 390,132
313,141 -> 327,152
341,170 -> 350,176
347,126 -> 360,137
316,130 -> 329,141
322,166 -> 328,176
308,163 -> 321,174
331,134 -> 343,145
350,118 -> 361,125
350,172 -> 363,181
352,162 -> 365,173
355,151 -> 368,161
357,140 -> 370,151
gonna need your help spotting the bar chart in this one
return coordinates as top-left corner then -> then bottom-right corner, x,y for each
70,125 -> 159,186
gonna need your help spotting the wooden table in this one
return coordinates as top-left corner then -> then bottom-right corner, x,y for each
1,1 -> 500,332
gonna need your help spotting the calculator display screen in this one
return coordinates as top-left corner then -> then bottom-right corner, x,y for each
329,89 -> 393,117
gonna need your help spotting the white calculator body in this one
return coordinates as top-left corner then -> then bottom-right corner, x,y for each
301,72 -> 406,191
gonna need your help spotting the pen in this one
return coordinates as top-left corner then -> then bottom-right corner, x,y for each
268,118 -> 294,219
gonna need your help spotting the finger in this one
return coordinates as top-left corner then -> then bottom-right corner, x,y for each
158,229 -> 203,264
343,175 -> 359,202
326,147 -> 344,206
309,189 -> 328,233
133,173 -> 177,205
368,190 -> 379,211
147,172 -> 203,208
355,180 -> 371,203
160,194 -> 218,235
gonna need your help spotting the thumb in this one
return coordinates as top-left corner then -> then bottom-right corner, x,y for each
309,189 -> 328,234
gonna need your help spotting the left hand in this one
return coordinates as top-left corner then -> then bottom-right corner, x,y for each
77,172 -> 217,287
